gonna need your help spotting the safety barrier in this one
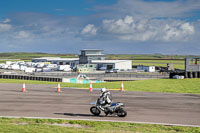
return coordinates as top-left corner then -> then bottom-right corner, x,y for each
35,72 -> 169,79
0,74 -> 62,82
0,73 -> 169,82
170,72 -> 200,78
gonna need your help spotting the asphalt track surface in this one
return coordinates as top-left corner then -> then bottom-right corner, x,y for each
0,83 -> 200,127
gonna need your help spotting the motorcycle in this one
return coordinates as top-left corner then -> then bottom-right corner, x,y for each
90,98 -> 127,117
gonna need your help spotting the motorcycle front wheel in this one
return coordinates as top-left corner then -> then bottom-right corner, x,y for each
117,108 -> 127,117
90,106 -> 101,116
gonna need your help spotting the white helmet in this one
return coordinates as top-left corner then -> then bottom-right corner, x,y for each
101,87 -> 107,93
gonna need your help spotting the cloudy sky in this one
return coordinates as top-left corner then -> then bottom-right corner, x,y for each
0,0 -> 200,55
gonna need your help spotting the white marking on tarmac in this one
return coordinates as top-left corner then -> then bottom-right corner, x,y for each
61,87 -> 120,91
0,116 -> 200,128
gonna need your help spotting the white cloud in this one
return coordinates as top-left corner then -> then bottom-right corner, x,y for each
81,24 -> 97,36
102,16 -> 157,41
3,18 -> 11,23
14,31 -> 31,39
181,23 -> 194,35
163,22 -> 195,41
101,16 -> 196,42
0,23 -> 12,32
103,16 -> 136,34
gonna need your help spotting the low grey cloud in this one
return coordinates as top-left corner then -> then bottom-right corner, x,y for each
94,0 -> 200,18
0,18 -> 12,32
0,23 -> 12,32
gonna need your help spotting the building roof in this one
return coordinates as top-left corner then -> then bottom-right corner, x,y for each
80,49 -> 103,51
32,57 -> 79,61
91,60 -> 131,63
32,57 -> 61,60
85,54 -> 105,56
49,58 -> 79,61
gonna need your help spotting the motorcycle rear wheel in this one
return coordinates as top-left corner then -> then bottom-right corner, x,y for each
90,106 -> 101,116
117,108 -> 127,117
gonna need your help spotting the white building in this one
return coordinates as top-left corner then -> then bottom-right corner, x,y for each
137,65 -> 155,72
31,50 -> 133,72
92,60 -> 132,70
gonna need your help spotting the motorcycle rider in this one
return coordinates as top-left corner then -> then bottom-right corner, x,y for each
98,87 -> 113,114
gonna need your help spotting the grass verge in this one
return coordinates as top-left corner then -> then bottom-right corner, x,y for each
133,60 -> 184,64
0,78 -> 200,94
0,117 -> 199,133
132,62 -> 184,69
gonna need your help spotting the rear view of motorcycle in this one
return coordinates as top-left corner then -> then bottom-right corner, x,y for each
90,98 -> 127,117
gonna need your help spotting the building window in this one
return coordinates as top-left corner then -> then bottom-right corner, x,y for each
81,51 -> 85,56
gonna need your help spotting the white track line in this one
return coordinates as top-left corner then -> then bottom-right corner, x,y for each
0,116 -> 200,128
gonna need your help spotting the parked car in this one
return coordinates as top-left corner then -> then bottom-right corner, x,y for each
105,69 -> 119,73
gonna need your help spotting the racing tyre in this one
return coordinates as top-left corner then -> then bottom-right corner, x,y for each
90,106 -> 101,116
117,108 -> 127,117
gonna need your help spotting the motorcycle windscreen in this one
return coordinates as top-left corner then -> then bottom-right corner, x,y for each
90,102 -> 96,105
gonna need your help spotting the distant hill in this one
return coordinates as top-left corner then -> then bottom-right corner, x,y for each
0,52 -> 77,60
106,54 -> 191,60
0,52 -> 199,60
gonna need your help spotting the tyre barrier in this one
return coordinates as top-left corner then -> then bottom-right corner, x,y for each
0,74 -> 62,82
171,72 -> 200,79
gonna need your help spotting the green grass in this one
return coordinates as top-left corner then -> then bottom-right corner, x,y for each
106,54 -> 200,60
0,60 -> 31,63
0,60 -> 20,63
133,60 -> 184,64
132,63 -> 185,69
106,54 -> 188,60
0,117 -> 199,133
132,60 -> 185,69
0,78 -> 200,94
